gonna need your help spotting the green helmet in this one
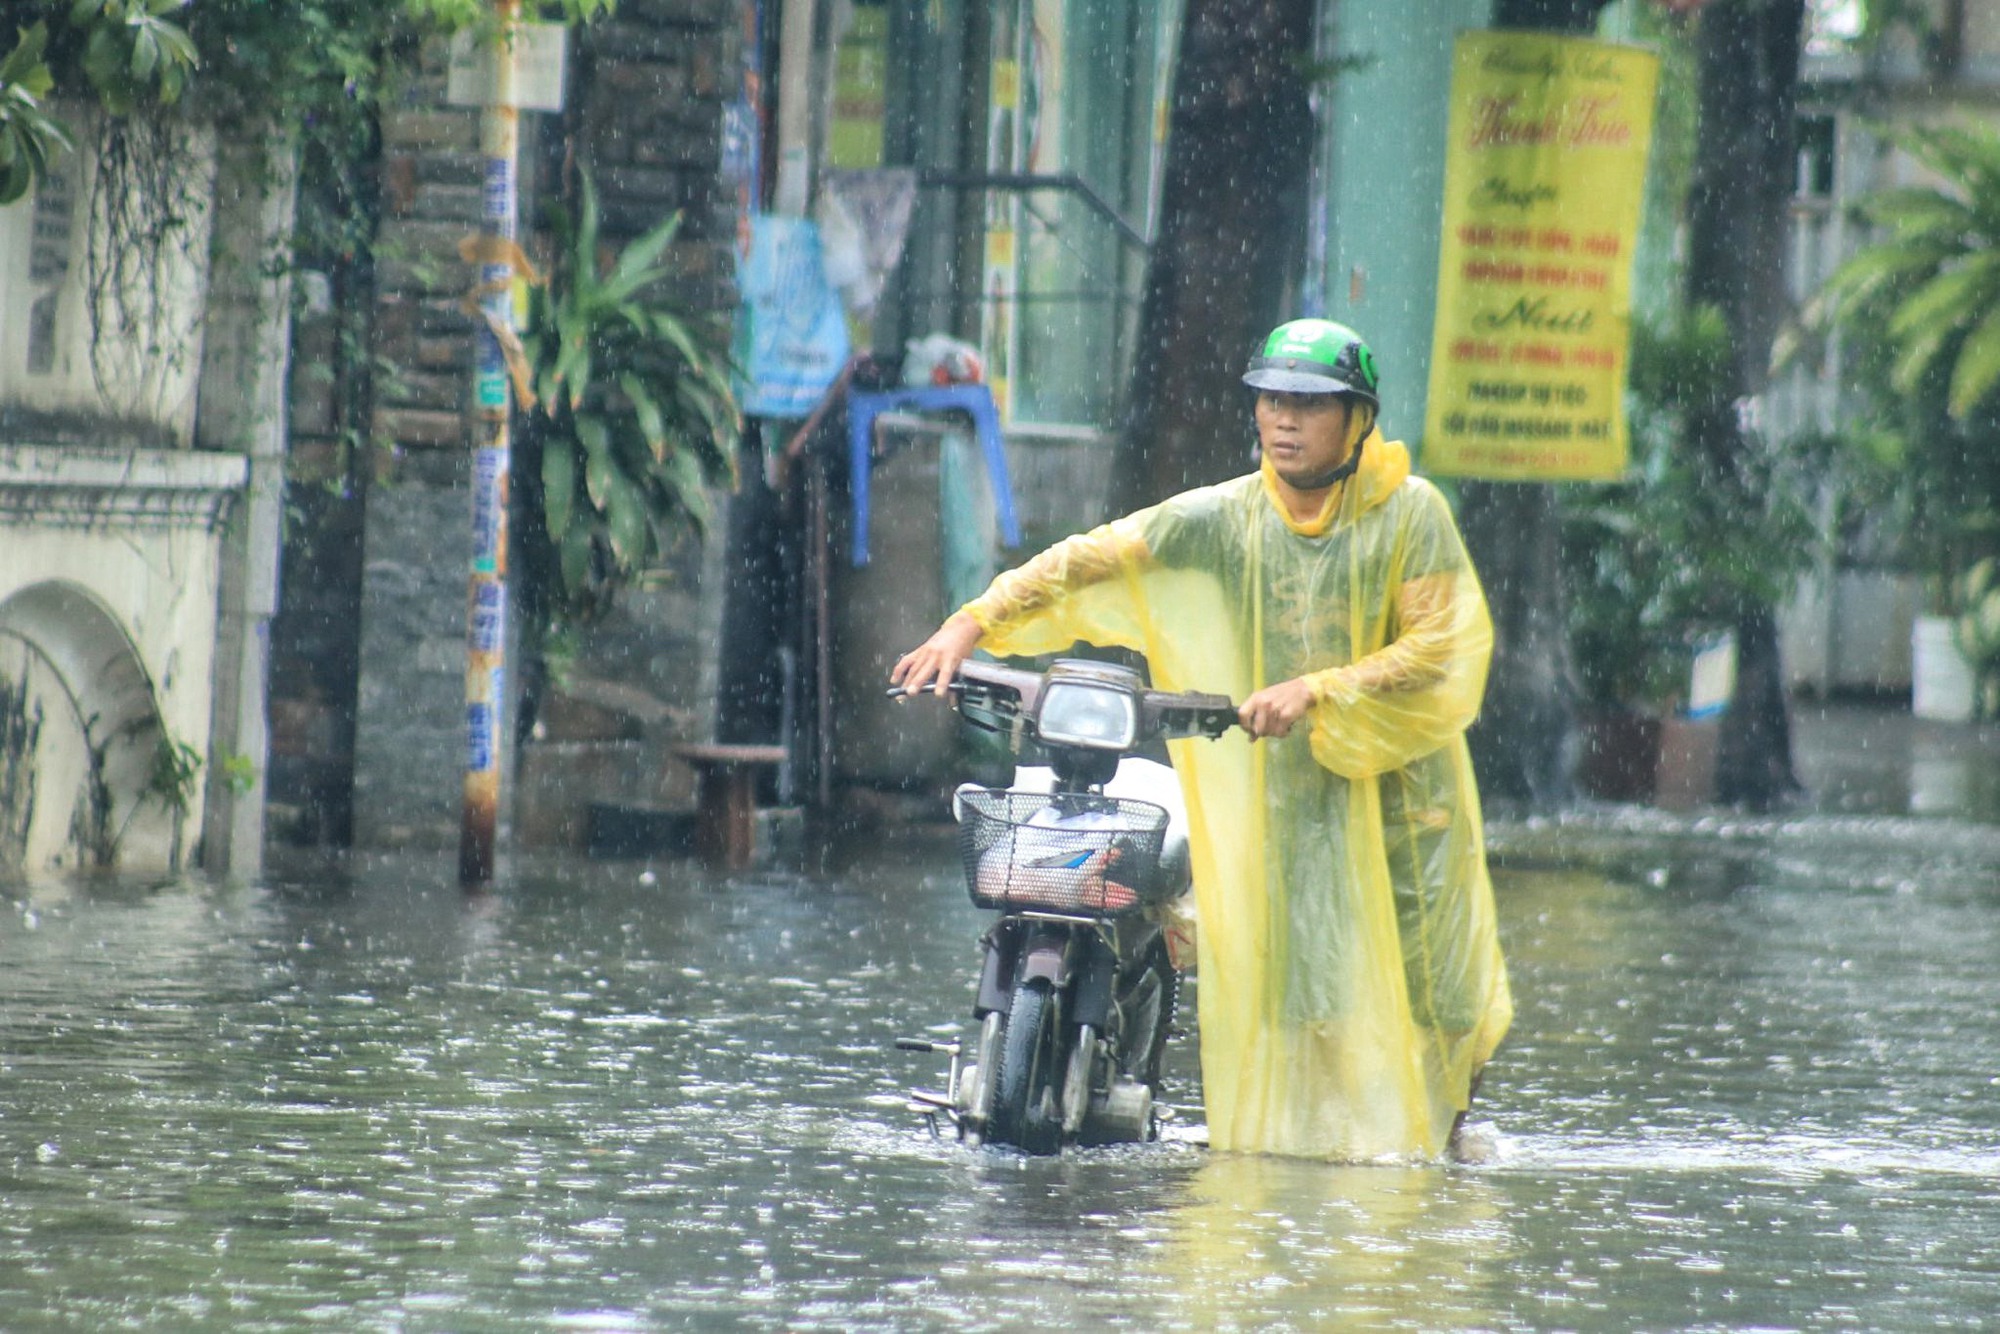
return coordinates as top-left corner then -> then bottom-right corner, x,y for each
1242,319 -> 1380,405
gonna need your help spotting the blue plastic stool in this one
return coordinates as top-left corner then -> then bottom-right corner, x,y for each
846,385 -> 1022,566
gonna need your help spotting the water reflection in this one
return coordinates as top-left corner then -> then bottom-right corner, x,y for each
2,820 -> 1998,1328
1158,1157 -> 1510,1328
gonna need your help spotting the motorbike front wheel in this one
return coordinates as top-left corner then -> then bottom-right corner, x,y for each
991,977 -> 1067,1154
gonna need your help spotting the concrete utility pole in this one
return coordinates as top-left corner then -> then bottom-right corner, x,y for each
773,0 -> 817,216
461,0 -> 521,887
198,124 -> 301,880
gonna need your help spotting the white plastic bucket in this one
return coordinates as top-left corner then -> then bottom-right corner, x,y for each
1912,615 -> 1976,722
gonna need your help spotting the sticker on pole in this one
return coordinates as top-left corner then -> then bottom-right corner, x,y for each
472,447 -> 507,573
470,581 -> 506,655
466,700 -> 496,774
447,23 -> 568,111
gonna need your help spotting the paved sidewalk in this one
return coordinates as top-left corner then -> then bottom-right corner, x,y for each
1789,697 -> 2000,823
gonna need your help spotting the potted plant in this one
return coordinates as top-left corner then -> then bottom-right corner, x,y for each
1946,556 -> 2000,719
1563,477 -> 1685,799
1564,309 -> 1820,801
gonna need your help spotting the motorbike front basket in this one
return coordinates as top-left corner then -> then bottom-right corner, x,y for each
956,789 -> 1172,917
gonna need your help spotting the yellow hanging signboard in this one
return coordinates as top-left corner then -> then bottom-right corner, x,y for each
1423,32 -> 1658,481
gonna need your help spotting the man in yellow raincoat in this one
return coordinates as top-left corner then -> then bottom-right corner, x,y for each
893,319 -> 1512,1161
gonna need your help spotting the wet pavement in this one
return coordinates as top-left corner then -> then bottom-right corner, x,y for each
1791,698 -> 2000,823
2,698 -> 1999,1329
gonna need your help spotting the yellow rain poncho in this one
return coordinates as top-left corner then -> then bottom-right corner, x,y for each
962,430 -> 1512,1160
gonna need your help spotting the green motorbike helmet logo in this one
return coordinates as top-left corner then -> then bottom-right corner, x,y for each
1351,341 -> 1379,393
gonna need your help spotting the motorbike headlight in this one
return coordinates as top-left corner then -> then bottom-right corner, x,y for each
1035,681 -> 1139,750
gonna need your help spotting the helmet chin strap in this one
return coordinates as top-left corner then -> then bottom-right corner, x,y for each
1289,437 -> 1364,492
1283,405 -> 1374,491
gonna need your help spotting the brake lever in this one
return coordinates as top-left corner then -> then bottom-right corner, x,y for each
884,681 -> 967,700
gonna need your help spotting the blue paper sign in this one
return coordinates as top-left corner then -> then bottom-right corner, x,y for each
471,447 -> 506,572
735,215 -> 850,419
466,700 -> 495,774
470,581 -> 505,655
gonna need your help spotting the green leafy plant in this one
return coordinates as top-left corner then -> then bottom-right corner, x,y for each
0,1 -> 618,205
1564,308 -> 1821,711
517,175 -> 740,627
0,23 -> 72,204
72,0 -> 198,115
220,750 -> 257,797
145,733 -> 202,814
0,2 -> 194,169
1792,121 -> 2000,601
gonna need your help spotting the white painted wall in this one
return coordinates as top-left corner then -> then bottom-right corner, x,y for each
0,446 -> 242,871
0,107 -> 215,441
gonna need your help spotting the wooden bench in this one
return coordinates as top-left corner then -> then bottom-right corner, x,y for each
671,742 -> 788,870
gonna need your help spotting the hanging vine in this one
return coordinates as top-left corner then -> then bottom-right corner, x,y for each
82,109 -> 209,416
3,1 -> 618,421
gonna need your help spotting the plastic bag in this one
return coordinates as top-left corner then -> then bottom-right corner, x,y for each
903,333 -> 985,387
977,806 -> 1138,911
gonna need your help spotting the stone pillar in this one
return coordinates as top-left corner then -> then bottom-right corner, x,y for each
350,53 -> 486,849
574,0 -> 739,307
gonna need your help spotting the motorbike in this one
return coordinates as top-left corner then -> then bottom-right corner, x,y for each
894,658 -> 1237,1153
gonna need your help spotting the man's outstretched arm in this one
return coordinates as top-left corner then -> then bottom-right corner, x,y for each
891,517 -> 1155,694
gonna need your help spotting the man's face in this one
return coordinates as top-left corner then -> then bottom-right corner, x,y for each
1255,391 -> 1354,489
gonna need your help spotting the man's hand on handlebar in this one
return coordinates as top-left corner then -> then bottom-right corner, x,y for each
1239,677 -> 1316,740
890,611 -> 985,699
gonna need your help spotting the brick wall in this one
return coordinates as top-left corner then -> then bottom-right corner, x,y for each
575,0 -> 740,296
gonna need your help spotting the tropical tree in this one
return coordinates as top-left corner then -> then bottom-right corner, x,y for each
0,2 -> 615,203
1,2 -> 211,184
1470,0 -> 1809,809
0,24 -> 72,205
1106,0 -> 1316,515
1454,0 -> 1620,809
1801,121 -> 2000,609
1814,124 -> 2000,420
1674,0 -> 1809,809
1,4 -> 199,206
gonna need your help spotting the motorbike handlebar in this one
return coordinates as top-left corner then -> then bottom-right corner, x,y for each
895,658 -> 1241,741
1142,691 -> 1241,742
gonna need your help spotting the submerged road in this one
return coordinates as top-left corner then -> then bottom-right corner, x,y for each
3,761 -> 1999,1326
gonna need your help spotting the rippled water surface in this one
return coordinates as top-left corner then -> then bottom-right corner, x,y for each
4,816 -> 1998,1330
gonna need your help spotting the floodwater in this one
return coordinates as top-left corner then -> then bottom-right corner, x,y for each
4,807 -> 2000,1329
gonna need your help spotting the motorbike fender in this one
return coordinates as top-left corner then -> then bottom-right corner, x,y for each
1018,938 -> 1071,989
974,932 -> 1012,1015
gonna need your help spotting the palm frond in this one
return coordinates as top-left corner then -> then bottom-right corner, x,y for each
1948,301 -> 2000,417
1886,253 -> 2000,342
